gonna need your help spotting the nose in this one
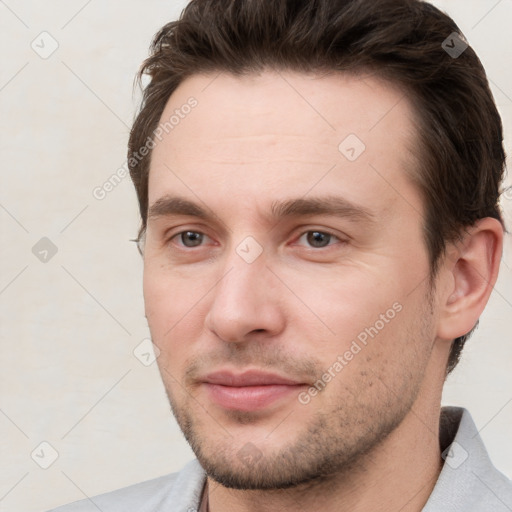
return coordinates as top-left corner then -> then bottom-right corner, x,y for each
204,252 -> 286,344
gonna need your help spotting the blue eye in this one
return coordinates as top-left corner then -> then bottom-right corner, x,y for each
299,231 -> 338,248
177,231 -> 204,247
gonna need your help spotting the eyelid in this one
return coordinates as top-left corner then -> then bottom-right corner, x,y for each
165,226 -> 347,250
163,222 -> 212,240
291,227 -> 348,245
169,229 -> 215,248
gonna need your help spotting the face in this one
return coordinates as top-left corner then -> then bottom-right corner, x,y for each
143,70 -> 438,489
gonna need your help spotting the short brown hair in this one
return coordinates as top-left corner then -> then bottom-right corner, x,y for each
128,0 -> 506,374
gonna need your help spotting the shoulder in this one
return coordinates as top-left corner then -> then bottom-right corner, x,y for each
46,459 -> 206,512
425,407 -> 512,511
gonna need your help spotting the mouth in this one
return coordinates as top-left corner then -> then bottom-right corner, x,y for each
201,370 -> 307,412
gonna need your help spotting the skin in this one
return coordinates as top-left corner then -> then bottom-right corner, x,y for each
142,71 -> 503,511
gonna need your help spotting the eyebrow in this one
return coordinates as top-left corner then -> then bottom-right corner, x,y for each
148,196 -> 210,220
147,195 -> 376,225
270,196 -> 376,224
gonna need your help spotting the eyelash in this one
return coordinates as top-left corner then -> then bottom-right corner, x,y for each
171,231 -> 213,248
169,229 -> 344,250
294,231 -> 342,248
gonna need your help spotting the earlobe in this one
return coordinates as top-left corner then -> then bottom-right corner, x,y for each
436,218 -> 503,341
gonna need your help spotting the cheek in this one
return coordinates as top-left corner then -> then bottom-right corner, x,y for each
283,262 -> 425,372
313,295 -> 430,406
285,266 -> 401,336
143,265 -> 209,349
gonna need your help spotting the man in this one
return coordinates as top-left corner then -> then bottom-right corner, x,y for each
50,0 -> 512,510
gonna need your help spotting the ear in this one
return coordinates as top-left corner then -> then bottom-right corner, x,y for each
436,217 -> 503,340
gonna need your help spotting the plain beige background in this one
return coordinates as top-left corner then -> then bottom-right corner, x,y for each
0,1 -> 511,511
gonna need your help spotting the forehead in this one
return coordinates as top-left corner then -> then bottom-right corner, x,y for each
148,70 -> 422,221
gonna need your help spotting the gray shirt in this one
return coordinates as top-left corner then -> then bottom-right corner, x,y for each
47,407 -> 512,511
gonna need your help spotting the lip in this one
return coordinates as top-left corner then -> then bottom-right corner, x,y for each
202,370 -> 306,411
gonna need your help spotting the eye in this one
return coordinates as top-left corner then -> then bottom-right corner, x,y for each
297,230 -> 340,248
173,230 -> 207,248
